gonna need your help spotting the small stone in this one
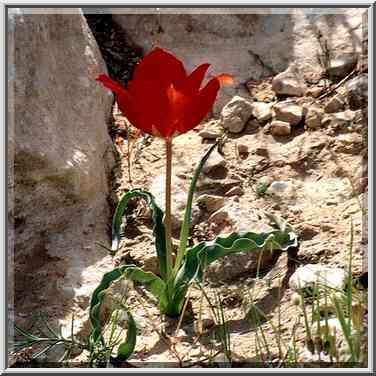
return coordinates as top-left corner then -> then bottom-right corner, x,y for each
221,96 -> 253,133
226,186 -> 244,196
322,110 -> 356,128
196,194 -> 225,214
199,120 -> 222,139
289,264 -> 347,294
306,86 -> 324,98
273,103 -> 303,125
237,143 -> 249,155
268,180 -> 292,196
327,53 -> 358,78
272,66 -> 307,97
202,150 -> 227,175
270,120 -> 291,136
251,101 -> 273,122
209,207 -> 230,225
305,106 -> 324,129
347,74 -> 368,110
324,94 -> 345,113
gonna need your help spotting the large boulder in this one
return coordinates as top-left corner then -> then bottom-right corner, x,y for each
8,10 -> 115,328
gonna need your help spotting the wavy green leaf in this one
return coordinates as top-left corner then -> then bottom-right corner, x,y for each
111,189 -> 167,279
172,229 -> 298,306
89,264 -> 166,344
112,311 -> 137,363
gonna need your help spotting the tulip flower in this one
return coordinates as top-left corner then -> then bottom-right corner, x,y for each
96,47 -> 233,139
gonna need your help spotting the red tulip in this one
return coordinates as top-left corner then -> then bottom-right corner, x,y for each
96,47 -> 233,138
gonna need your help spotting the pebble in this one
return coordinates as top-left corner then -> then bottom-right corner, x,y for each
270,120 -> 291,136
347,74 -> 368,110
305,106 -> 324,129
251,101 -> 273,122
209,207 -> 231,225
273,102 -> 303,125
237,143 -> 249,155
221,95 -> 253,133
289,264 -> 347,293
324,94 -> 345,113
272,65 -> 307,97
327,53 -> 358,78
202,150 -> 227,175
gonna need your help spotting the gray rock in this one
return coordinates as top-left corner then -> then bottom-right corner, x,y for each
270,120 -> 291,136
322,110 -> 356,128
347,74 -> 368,110
305,106 -> 324,129
272,66 -> 307,97
202,150 -> 227,175
324,94 -> 346,113
221,96 -> 253,133
251,102 -> 273,122
9,10 -> 115,331
273,102 -> 303,125
197,194 -> 225,214
289,264 -> 347,293
199,120 -> 222,140
268,181 -> 294,197
327,53 -> 358,78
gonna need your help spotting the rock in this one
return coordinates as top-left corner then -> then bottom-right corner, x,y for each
226,186 -> 244,196
306,86 -> 324,98
197,194 -> 225,214
322,110 -> 356,128
268,181 -> 294,197
327,53 -> 358,78
270,120 -> 291,136
273,102 -> 303,125
272,66 -> 307,97
305,106 -> 324,129
237,143 -> 249,155
324,94 -> 346,113
347,74 -> 368,110
202,150 -> 227,175
199,120 -> 222,140
209,207 -> 231,225
251,102 -> 273,122
221,96 -> 253,133
289,264 -> 347,294
9,10 -> 115,331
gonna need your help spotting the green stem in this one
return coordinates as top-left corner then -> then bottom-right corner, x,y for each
165,138 -> 173,280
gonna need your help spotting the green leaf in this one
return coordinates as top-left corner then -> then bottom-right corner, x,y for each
89,264 -> 166,344
173,229 -> 298,304
111,189 -> 167,280
175,142 -> 218,273
112,311 -> 137,363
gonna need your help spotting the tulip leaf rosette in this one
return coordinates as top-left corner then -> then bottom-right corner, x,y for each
90,48 -> 298,361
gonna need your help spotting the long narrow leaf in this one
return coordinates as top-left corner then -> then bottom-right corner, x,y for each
111,189 -> 167,280
175,142 -> 218,273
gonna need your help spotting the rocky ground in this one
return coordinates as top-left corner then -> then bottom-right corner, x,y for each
90,48 -> 368,367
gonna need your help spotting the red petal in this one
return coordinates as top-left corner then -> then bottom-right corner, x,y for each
133,47 -> 186,88
180,63 -> 210,94
176,78 -> 220,134
96,74 -> 128,95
